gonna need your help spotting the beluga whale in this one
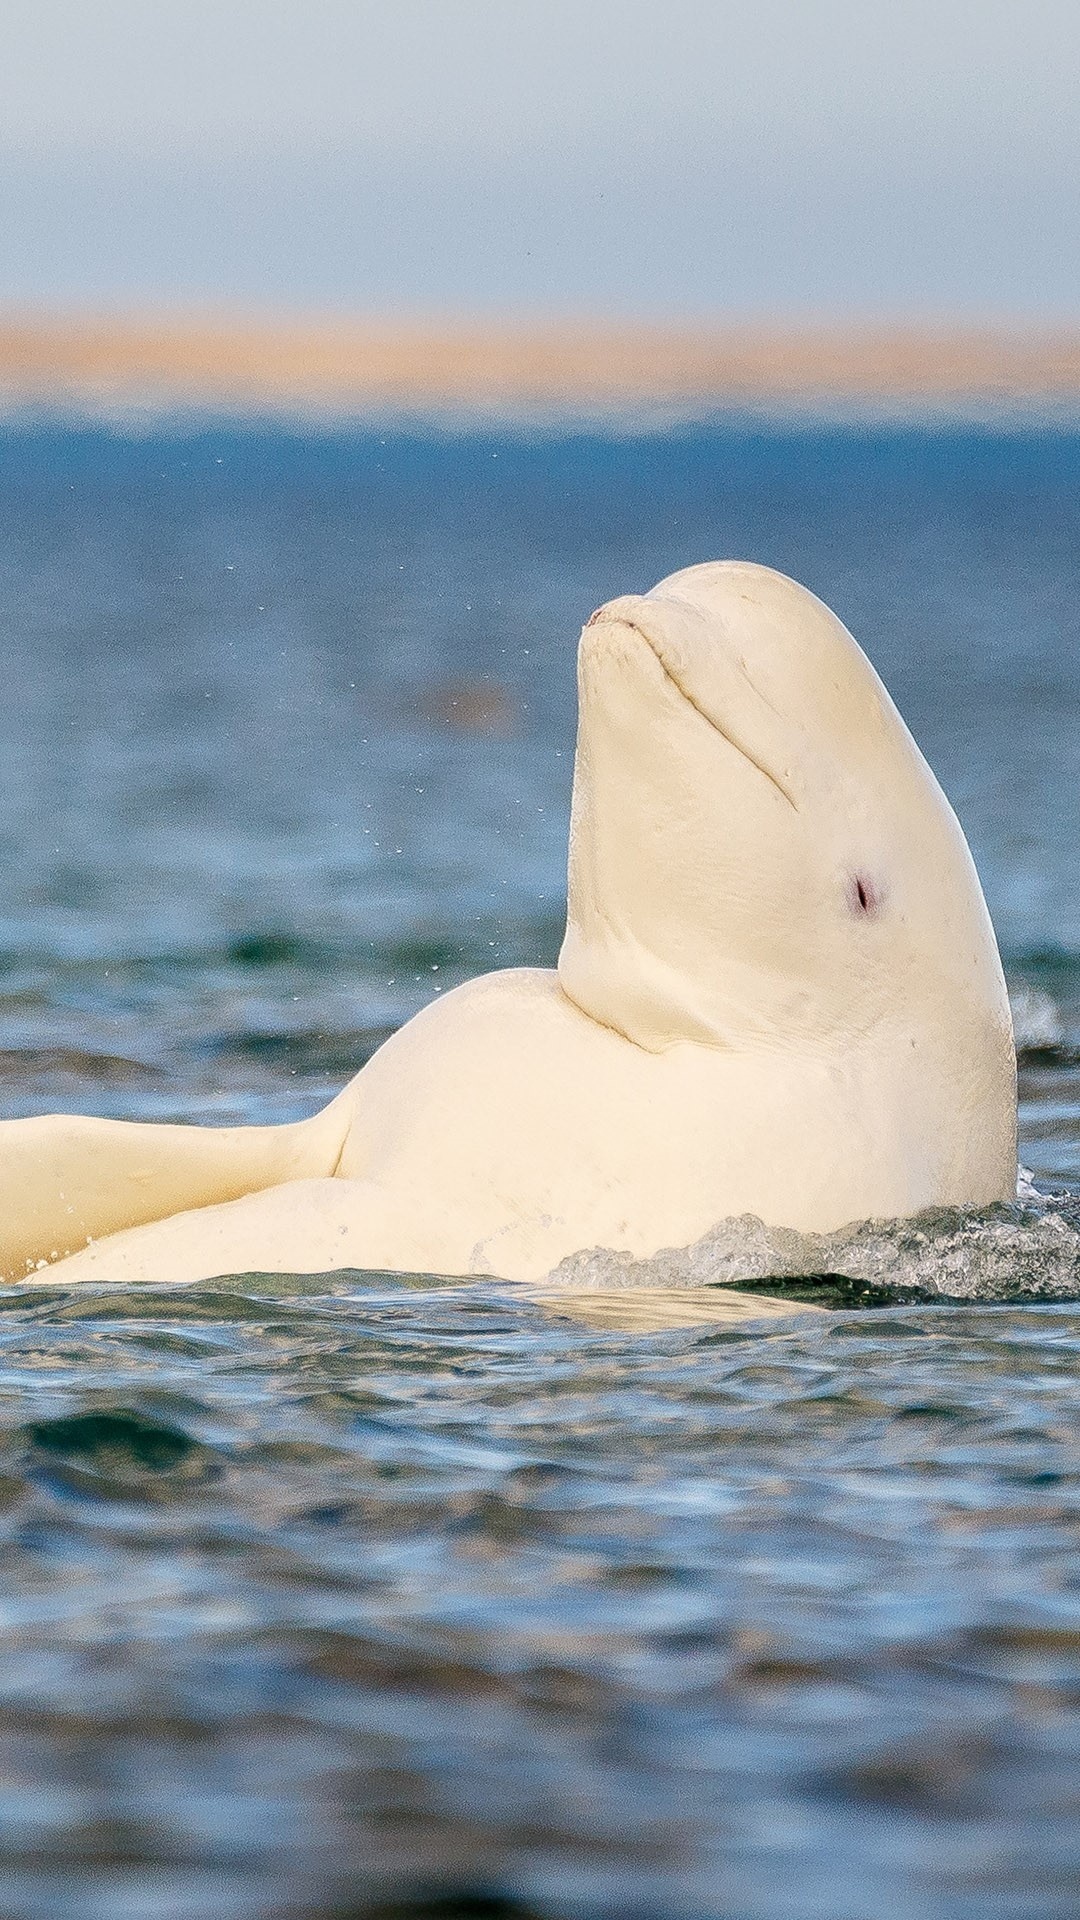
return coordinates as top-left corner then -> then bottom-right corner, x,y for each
0,562 -> 1017,1287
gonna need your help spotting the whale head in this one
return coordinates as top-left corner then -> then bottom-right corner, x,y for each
558,561 -> 1014,1101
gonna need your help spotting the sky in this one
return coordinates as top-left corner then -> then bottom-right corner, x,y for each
3,0 -> 1080,321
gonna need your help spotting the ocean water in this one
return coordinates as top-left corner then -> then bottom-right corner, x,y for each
0,415 -> 1077,1918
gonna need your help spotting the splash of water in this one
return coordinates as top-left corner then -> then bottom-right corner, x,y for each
548,1175 -> 1080,1303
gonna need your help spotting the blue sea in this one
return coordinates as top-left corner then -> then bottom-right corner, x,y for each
0,415 -> 1077,1918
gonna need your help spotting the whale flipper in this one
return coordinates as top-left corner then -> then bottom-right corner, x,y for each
0,1100 -> 353,1280
21,1175 -> 407,1287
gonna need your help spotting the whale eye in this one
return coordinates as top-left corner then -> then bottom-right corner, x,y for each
848,872 -> 882,918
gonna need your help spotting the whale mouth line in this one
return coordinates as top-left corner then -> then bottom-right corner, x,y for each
615,614 -> 799,812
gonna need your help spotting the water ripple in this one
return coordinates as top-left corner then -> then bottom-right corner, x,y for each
0,1277 -> 1074,1916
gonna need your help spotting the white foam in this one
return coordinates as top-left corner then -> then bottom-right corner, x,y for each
1009,983 -> 1066,1052
548,1188 -> 1080,1303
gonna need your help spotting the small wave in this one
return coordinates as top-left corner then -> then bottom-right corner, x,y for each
1008,951 -> 1080,1059
549,1188 -> 1080,1304
1010,982 -> 1067,1053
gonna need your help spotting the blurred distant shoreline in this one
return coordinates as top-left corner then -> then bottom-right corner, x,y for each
4,316 -> 1080,417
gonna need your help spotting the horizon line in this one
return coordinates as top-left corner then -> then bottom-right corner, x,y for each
6,311 -> 1080,408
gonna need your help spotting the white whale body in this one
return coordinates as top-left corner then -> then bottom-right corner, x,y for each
0,562 -> 1017,1287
